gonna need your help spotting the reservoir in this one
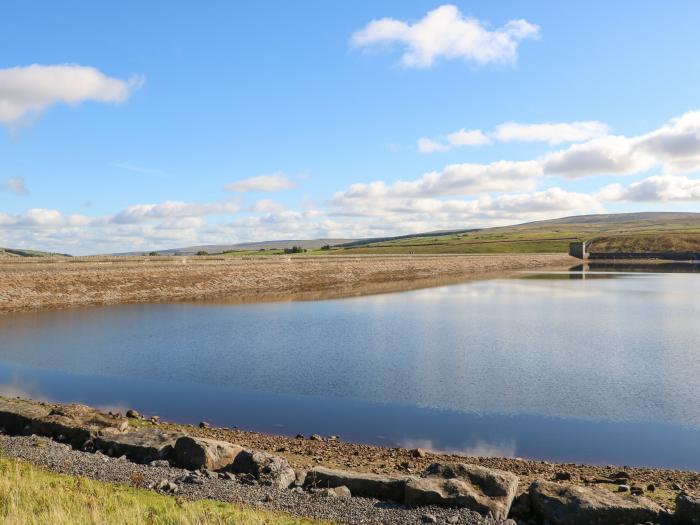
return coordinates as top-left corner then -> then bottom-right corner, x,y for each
1,269 -> 699,469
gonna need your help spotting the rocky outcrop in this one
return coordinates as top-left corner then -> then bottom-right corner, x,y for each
0,398 -> 128,445
229,450 -> 296,489
404,462 -> 519,520
305,466 -> 407,501
173,436 -> 245,470
529,479 -> 665,525
95,428 -> 184,463
676,494 -> 700,525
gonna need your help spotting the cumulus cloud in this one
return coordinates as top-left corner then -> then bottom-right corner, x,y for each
599,174 -> 700,202
543,110 -> 700,178
225,172 -> 297,192
0,64 -> 143,127
334,161 -> 542,204
250,199 -> 285,213
351,4 -> 539,68
493,121 -> 609,145
2,176 -> 29,196
419,120 -> 608,153
111,200 -> 239,224
418,129 -> 491,153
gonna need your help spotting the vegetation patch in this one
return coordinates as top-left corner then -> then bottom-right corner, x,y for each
0,454 -> 323,525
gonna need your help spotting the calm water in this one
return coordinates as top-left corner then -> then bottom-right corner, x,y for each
1,270 -> 699,469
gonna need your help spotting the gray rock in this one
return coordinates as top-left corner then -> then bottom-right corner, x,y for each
198,421 -> 210,429
412,448 -> 427,458
0,398 -> 128,445
404,462 -> 518,520
529,479 -> 664,525
310,434 -> 323,441
148,459 -> 170,468
126,409 -> 141,419
229,450 -> 296,489
676,493 -> 700,525
333,485 -> 352,498
294,468 -> 308,487
95,428 -> 184,463
173,436 -> 245,470
305,466 -> 407,501
421,514 -> 437,523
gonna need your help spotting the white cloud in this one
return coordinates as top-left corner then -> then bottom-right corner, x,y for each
493,121 -> 609,145
0,64 -> 143,127
334,161 -> 542,203
2,176 -> 29,196
111,200 -> 239,224
351,4 -> 539,68
418,129 -> 491,153
225,172 -> 297,192
419,120 -> 608,153
250,199 -> 285,213
543,110 -> 700,178
599,175 -> 700,202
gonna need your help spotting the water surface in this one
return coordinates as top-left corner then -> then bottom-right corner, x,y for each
1,270 -> 699,469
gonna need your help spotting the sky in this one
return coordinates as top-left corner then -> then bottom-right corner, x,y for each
1,1 -> 700,255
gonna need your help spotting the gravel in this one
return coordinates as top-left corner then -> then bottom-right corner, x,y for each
0,434 -> 505,525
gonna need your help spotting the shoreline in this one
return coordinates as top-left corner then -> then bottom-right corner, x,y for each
1,396 -> 697,517
0,253 -> 576,314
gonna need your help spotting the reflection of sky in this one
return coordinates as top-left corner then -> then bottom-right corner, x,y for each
0,273 -> 699,431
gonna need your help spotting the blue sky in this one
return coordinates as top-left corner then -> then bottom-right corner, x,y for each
2,1 -> 700,254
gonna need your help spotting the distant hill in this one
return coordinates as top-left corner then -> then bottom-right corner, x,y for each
0,247 -> 70,258
112,238 -> 355,256
335,212 -> 700,255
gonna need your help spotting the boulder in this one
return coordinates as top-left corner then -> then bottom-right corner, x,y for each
38,404 -> 129,444
229,450 -> 296,489
529,479 -> 664,525
404,462 -> 518,520
173,436 -> 245,470
0,398 -> 129,445
305,466 -> 407,501
676,494 -> 700,525
0,397 -> 51,434
95,428 -> 184,463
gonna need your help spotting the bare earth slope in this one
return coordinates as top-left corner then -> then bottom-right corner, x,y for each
0,253 -> 575,314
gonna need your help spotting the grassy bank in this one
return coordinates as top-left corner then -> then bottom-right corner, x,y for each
0,455 -> 323,525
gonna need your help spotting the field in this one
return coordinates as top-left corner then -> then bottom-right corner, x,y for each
0,455 -> 320,525
328,212 -> 700,255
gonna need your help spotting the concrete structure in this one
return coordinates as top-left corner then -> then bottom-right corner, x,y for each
568,241 -> 589,260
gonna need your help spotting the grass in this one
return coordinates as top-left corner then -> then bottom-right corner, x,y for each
588,233 -> 700,253
0,455 -> 325,525
332,213 -> 700,255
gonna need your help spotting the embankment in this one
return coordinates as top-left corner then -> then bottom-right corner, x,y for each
0,253 -> 575,314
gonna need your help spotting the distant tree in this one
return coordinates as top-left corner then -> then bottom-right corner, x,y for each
196,250 -> 209,256
320,245 -> 331,251
148,251 -> 161,256
284,246 -> 307,254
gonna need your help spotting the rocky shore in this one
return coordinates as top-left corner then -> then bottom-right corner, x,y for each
1,397 -> 698,524
0,253 -> 575,314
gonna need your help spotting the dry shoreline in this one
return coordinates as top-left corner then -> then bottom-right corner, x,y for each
0,253 -> 576,314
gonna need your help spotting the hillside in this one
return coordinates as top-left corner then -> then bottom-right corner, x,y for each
0,247 -> 69,258
333,212 -> 700,255
112,238 -> 354,256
